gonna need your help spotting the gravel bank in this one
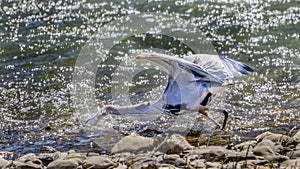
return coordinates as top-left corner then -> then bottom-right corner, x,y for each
1,130 -> 300,169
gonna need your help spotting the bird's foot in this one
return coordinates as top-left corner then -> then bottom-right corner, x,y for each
198,106 -> 229,130
198,105 -> 208,116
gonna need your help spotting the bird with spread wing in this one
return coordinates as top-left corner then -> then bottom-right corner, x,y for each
136,53 -> 253,129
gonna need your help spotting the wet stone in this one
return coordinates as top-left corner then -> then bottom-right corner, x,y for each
12,160 -> 44,169
292,130 -> 300,143
158,163 -> 180,169
36,154 -> 54,166
233,140 -> 257,152
18,153 -> 37,162
40,146 -> 56,152
52,151 -> 68,160
83,156 -> 116,169
47,159 -> 79,169
131,157 -> 158,169
286,150 -> 300,159
0,157 -> 12,168
163,154 -> 186,167
223,162 -> 241,169
64,152 -> 87,163
115,164 -> 128,169
280,159 -> 300,168
264,155 -> 289,162
205,149 -> 226,162
253,139 -> 276,157
238,159 -> 269,168
189,159 -> 206,168
111,135 -> 155,154
295,143 -> 300,150
190,146 -> 228,162
255,131 -> 290,145
157,134 -> 193,154
226,151 -> 261,162
205,161 -> 222,168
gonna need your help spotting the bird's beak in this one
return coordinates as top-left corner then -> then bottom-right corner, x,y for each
136,55 -> 145,59
136,53 -> 154,60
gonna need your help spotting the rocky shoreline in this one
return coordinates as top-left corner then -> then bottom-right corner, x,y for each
1,130 -> 300,169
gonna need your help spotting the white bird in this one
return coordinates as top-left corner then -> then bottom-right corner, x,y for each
136,53 -> 253,129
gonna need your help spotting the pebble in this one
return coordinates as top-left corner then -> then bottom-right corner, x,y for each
2,131 -> 300,168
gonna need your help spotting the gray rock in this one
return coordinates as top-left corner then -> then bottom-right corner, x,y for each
287,150 -> 300,159
190,146 -> 228,162
12,161 -> 44,169
255,131 -> 290,145
264,155 -> 289,162
0,157 -> 12,168
189,159 -> 206,168
36,154 -> 54,166
253,139 -> 276,157
115,164 -> 128,169
205,149 -> 226,162
156,134 -> 193,154
233,140 -> 257,152
274,144 -> 284,154
40,146 -> 56,152
131,157 -> 158,169
158,163 -> 180,169
47,159 -> 79,169
253,139 -> 289,162
205,162 -> 222,168
111,135 -> 155,154
296,143 -> 300,150
52,151 -> 68,160
163,154 -> 186,167
18,153 -> 37,162
64,152 -> 86,163
280,159 -> 300,168
226,151 -> 263,162
292,130 -> 300,144
111,152 -> 134,164
83,156 -> 116,169
222,162 -> 241,169
238,159 -> 269,168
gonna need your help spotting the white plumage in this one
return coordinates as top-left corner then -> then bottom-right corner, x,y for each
136,53 -> 253,128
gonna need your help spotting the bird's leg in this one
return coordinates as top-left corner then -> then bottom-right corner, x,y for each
221,110 -> 229,130
198,105 -> 223,129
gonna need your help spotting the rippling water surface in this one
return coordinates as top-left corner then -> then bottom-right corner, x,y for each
0,0 -> 299,156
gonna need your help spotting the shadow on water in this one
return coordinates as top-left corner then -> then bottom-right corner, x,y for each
0,0 -> 299,158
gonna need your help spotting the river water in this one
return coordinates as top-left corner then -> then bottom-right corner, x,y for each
0,0 -> 299,157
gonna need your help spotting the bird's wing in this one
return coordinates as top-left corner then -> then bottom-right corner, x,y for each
163,56 -> 223,84
184,54 -> 253,80
219,56 -> 254,79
